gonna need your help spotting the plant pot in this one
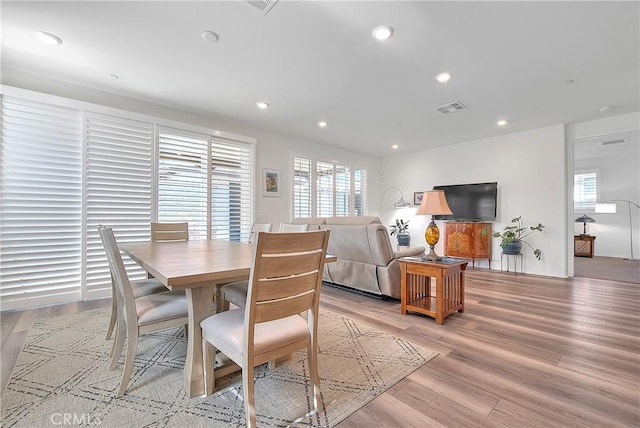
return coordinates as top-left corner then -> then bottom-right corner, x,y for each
502,240 -> 522,255
397,233 -> 411,247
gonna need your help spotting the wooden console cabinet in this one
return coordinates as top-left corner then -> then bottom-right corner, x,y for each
444,222 -> 492,268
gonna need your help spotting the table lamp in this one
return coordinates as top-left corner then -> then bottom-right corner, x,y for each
575,215 -> 595,236
416,190 -> 453,261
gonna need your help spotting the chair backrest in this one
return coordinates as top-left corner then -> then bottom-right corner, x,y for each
278,223 -> 309,232
248,223 -> 272,244
245,230 -> 330,329
151,222 -> 189,242
98,226 -> 136,326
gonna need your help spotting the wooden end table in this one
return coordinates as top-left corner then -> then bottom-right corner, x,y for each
399,257 -> 469,324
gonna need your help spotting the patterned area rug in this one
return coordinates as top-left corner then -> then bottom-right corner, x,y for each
1,308 -> 437,427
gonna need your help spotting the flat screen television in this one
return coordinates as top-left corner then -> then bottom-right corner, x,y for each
433,182 -> 497,221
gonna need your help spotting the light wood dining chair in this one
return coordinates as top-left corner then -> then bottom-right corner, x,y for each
151,221 -> 189,242
248,223 -> 272,244
98,226 -> 190,397
201,230 -> 330,427
278,223 -> 309,232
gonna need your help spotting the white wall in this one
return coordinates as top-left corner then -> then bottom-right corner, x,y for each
379,125 -> 568,278
568,113 -> 640,261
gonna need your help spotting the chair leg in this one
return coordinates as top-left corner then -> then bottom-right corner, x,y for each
243,364 -> 256,428
308,343 -> 322,414
202,338 -> 216,395
117,325 -> 138,397
110,316 -> 126,370
106,296 -> 117,340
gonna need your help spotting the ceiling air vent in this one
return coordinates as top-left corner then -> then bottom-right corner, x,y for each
599,139 -> 627,146
245,0 -> 278,14
435,101 -> 467,114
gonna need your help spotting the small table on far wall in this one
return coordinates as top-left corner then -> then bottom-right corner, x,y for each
399,257 -> 469,325
574,235 -> 596,257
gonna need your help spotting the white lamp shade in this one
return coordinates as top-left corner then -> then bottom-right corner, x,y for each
595,203 -> 617,213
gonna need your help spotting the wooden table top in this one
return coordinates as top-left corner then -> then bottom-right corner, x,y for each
121,239 -> 337,289
121,240 -> 254,288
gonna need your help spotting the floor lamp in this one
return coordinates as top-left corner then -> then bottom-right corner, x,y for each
595,200 -> 640,261
380,186 -> 411,209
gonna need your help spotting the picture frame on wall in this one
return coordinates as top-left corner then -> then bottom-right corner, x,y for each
262,168 -> 281,197
414,191 -> 424,206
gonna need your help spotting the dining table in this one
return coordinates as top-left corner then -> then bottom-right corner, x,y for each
120,238 -> 336,398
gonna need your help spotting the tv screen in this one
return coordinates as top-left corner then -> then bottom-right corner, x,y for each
433,182 -> 497,221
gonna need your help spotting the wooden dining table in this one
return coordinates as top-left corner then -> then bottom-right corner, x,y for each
120,238 -> 336,398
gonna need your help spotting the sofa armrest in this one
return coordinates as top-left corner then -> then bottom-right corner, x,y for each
394,246 -> 425,259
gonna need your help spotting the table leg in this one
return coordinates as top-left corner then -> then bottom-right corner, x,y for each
400,262 -> 407,314
435,272 -> 444,325
458,270 -> 465,313
184,285 -> 215,398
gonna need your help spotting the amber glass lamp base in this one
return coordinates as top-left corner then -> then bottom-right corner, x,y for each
422,217 -> 443,261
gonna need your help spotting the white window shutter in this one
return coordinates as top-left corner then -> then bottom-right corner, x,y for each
157,128 -> 209,240
85,113 -> 153,298
0,96 -> 83,310
211,139 -> 253,242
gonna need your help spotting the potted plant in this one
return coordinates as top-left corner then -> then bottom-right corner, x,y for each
390,219 -> 411,247
492,216 -> 545,259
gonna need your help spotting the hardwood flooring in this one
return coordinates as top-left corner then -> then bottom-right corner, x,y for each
1,269 -> 638,427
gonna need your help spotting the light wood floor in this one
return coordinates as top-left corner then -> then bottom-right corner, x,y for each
2,269 -> 639,427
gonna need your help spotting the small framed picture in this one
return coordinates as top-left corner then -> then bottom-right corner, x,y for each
414,191 -> 424,206
262,168 -> 281,197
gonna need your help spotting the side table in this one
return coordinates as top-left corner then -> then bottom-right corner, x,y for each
399,257 -> 468,324
574,235 -> 596,257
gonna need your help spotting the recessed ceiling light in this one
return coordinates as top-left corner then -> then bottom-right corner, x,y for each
256,101 -> 269,109
318,121 -> 328,128
372,25 -> 393,41
600,106 -> 612,113
497,119 -> 508,126
435,72 -> 451,83
392,122 -> 402,127
35,31 -> 63,46
565,79 -> 575,85
391,144 -> 399,149
201,31 -> 219,43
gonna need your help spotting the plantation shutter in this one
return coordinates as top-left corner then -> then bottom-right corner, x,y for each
354,168 -> 367,216
316,161 -> 334,218
293,157 -> 312,219
335,164 -> 350,217
211,138 -> 253,242
0,96 -> 83,309
157,128 -> 209,240
574,171 -> 597,210
85,113 -> 153,298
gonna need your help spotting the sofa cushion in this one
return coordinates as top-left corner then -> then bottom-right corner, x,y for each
325,216 -> 381,225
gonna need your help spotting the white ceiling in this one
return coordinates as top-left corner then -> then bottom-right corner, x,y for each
2,1 -> 639,158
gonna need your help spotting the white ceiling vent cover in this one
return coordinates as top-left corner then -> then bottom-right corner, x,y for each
435,101 -> 467,114
245,0 -> 278,14
600,139 -> 627,146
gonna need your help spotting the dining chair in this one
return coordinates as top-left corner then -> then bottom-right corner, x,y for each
150,221 -> 189,242
200,230 -> 330,427
98,225 -> 190,397
278,223 -> 309,232
248,222 -> 272,244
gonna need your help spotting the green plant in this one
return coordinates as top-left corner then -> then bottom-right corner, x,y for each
492,216 -> 545,259
389,219 -> 409,235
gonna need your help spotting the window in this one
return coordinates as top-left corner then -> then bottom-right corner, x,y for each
0,96 -> 83,308
292,156 -> 367,218
0,89 -> 255,310
574,169 -> 598,211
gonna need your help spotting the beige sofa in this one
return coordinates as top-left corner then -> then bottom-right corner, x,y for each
292,216 -> 425,298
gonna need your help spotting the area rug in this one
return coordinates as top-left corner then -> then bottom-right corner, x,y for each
1,308 -> 437,427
